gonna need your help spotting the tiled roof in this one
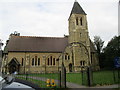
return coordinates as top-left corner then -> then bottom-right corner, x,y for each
6,36 -> 68,53
70,1 -> 86,16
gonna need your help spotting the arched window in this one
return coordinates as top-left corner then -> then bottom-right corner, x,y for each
65,53 -> 70,60
47,58 -> 49,65
38,58 -> 40,66
32,56 -> 41,66
35,56 -> 37,66
68,55 -> 70,60
32,58 -> 34,66
83,61 -> 85,66
47,55 -> 56,66
65,55 -> 67,60
76,17 -> 78,25
21,58 -> 24,66
80,33 -> 82,37
50,56 -> 52,65
53,58 -> 55,65
80,61 -> 82,66
80,17 -> 83,25
80,61 -> 85,66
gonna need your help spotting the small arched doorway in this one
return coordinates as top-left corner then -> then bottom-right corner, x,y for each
8,58 -> 20,74
69,63 -> 72,72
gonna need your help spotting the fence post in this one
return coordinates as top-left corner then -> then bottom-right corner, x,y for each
87,66 -> 93,87
81,67 -> 84,85
113,68 -> 116,83
64,68 -> 66,88
59,71 -> 61,88
61,63 -> 66,88
26,73 -> 28,80
118,68 -> 120,86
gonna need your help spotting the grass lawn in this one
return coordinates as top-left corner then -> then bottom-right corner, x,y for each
66,73 -> 82,85
17,70 -> 119,86
66,70 -> 119,86
17,77 -> 46,88
92,70 -> 119,86
16,77 -> 59,88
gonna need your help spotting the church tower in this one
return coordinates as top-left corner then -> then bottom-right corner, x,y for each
68,1 -> 91,71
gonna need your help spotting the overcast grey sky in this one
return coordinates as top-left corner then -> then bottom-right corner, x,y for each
0,0 -> 118,47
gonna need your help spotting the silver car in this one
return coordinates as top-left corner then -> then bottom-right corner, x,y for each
0,72 -> 35,90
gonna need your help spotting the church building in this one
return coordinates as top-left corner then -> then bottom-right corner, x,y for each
2,1 -> 99,74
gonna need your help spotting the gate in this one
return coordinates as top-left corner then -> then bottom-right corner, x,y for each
81,65 -> 119,87
81,66 -> 89,86
81,66 -> 93,86
65,66 -> 93,88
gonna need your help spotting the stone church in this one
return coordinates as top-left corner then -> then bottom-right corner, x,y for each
2,1 -> 99,74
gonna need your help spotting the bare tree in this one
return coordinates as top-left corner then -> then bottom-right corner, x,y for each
93,36 -> 104,54
93,36 -> 104,68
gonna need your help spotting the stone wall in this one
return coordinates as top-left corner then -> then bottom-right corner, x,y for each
3,52 -> 61,74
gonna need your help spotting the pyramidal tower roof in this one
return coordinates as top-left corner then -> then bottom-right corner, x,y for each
70,0 -> 87,16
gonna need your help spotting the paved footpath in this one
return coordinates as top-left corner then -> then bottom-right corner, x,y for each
66,82 -> 119,88
91,84 -> 119,88
16,76 -> 119,89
